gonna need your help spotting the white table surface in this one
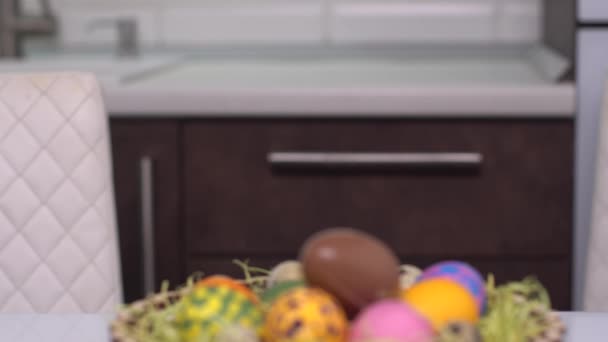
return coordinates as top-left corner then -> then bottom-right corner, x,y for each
0,314 -> 110,342
560,312 -> 608,341
0,312 -> 604,341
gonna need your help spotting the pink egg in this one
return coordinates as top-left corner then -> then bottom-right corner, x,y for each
349,300 -> 435,342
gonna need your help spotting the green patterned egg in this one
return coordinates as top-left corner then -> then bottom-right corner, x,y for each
177,280 -> 263,342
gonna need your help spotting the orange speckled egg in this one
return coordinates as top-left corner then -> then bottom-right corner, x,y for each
264,287 -> 348,342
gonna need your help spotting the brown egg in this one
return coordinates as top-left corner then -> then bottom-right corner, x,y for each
299,227 -> 401,317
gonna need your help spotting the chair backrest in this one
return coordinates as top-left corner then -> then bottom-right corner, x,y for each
0,72 -> 122,313
585,80 -> 608,311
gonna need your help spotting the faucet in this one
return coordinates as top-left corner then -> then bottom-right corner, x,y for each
87,18 -> 139,58
0,0 -> 57,57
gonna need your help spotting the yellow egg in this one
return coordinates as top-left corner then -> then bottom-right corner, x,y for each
176,281 -> 263,342
402,278 -> 479,330
264,287 -> 348,342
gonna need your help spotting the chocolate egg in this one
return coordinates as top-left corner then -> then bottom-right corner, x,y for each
299,228 -> 400,317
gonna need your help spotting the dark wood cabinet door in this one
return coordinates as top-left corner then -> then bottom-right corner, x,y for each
183,119 -> 573,258
110,119 -> 181,303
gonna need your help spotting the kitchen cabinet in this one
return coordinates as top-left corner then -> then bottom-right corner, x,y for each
184,119 -> 572,256
110,118 -> 573,309
110,120 -> 181,303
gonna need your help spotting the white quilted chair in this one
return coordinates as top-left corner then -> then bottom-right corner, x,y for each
585,80 -> 608,311
0,72 -> 123,313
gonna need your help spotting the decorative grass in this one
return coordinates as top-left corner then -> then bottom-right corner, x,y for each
111,263 -> 566,342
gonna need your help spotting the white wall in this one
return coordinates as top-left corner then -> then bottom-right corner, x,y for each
22,0 -> 542,48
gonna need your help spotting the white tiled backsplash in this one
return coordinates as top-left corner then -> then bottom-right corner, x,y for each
26,0 -> 542,48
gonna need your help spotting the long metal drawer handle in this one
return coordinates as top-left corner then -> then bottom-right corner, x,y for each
139,157 -> 155,295
268,152 -> 483,169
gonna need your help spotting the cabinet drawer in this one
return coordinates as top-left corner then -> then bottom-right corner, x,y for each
187,257 -> 571,310
184,119 -> 573,257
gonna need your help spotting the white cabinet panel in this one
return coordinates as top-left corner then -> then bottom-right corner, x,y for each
575,29 -> 608,309
579,0 -> 608,22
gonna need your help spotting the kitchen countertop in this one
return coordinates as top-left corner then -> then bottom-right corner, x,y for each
0,312 -> 604,341
0,45 -> 576,118
106,84 -> 574,118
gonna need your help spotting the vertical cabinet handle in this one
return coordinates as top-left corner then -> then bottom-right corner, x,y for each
139,157 -> 155,295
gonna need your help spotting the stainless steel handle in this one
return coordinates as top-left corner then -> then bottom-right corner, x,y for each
268,152 -> 482,169
139,157 -> 155,295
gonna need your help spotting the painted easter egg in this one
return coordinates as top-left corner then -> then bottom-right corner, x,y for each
419,261 -> 485,313
402,278 -> 479,331
300,228 -> 400,317
400,264 -> 423,290
197,275 -> 259,304
437,321 -> 482,342
215,325 -> 260,342
264,287 -> 348,342
349,300 -> 434,342
267,261 -> 305,288
176,276 -> 263,342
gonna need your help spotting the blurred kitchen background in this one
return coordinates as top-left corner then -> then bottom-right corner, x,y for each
6,0 -> 569,54
6,0 -> 608,314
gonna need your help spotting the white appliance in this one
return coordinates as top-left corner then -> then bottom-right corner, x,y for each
576,0 -> 608,310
